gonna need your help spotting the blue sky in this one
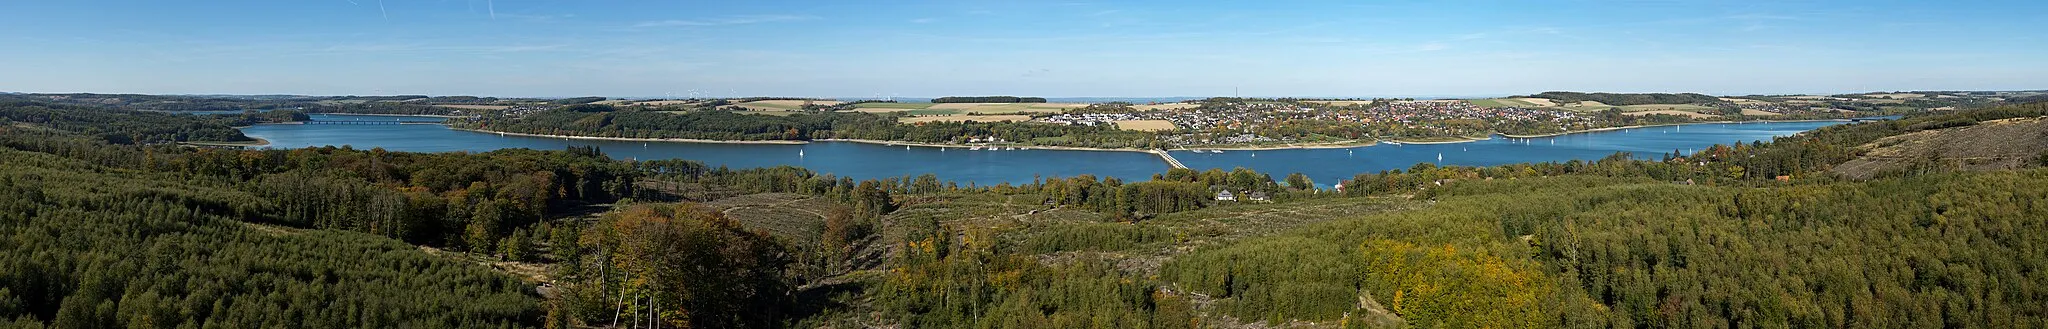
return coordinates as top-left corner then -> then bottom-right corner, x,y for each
2,0 -> 2043,98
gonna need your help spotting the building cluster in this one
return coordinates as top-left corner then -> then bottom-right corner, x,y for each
1037,113 -> 1143,127
1038,100 -> 1595,145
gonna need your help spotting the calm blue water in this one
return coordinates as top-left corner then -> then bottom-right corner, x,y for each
245,115 -> 1166,185
242,114 -> 1863,186
1174,121 -> 1850,187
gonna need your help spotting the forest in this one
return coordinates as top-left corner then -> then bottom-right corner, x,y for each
3,98 -> 2046,328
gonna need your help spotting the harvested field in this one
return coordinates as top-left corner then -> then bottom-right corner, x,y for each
1831,117 -> 2048,179
738,100 -> 843,111
703,193 -> 839,245
1515,98 -> 1557,107
1623,110 -> 1714,119
1739,109 -> 1783,116
632,100 -> 700,106
1113,120 -> 1178,131
1305,101 -> 1374,106
901,115 -> 1032,123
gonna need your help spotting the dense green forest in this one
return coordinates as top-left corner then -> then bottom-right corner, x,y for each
4,97 -> 2046,328
0,101 -> 303,144
0,141 -> 539,328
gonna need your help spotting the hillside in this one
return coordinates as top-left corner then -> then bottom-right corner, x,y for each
1832,115 -> 2048,179
1524,91 -> 1722,106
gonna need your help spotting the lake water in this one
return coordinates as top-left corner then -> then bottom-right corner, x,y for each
242,114 -> 1862,186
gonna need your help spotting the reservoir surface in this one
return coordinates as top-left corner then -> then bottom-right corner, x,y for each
243,114 -> 1860,186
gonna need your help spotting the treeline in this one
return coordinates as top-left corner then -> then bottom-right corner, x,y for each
931,96 -> 1047,103
0,120 -> 639,254
1528,91 -> 1721,105
0,101 -> 304,144
462,107 -> 1161,148
0,147 -> 539,328
302,102 -> 466,116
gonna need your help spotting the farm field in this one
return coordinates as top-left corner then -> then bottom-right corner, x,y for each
853,102 -> 1083,115
900,114 -> 1032,123
1304,100 -> 1374,106
1114,120 -> 1178,131
1467,98 -> 1558,108
737,99 -> 843,111
1740,109 -> 1784,116
1623,110 -> 1715,119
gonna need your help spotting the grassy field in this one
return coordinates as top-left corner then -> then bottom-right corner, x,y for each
1467,99 -> 1523,108
1114,120 -> 1178,131
1623,110 -> 1715,119
850,102 -> 937,110
1739,109 -> 1783,116
855,102 -> 1082,115
900,115 -> 1032,123
737,100 -> 842,111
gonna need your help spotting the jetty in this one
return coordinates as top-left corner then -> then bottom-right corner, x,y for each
1151,149 -> 1188,169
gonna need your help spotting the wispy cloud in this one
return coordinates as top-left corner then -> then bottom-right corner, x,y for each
910,18 -> 935,24
634,15 -> 815,28
1090,10 -> 1122,16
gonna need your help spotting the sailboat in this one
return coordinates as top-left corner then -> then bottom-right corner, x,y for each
1437,152 -> 1443,164
799,149 -> 805,157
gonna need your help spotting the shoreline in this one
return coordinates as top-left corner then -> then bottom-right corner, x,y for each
814,138 -> 1160,153
418,118 -> 1860,152
449,128 -> 809,144
1171,140 -> 1380,151
182,136 -> 271,147
1498,118 -> 1853,139
316,113 -> 468,119
1381,136 -> 1493,145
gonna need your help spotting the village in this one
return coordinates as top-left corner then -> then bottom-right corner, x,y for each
1036,99 -> 1598,145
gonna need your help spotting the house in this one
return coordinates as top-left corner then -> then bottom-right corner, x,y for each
1214,190 -> 1236,201
1246,191 -> 1270,202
